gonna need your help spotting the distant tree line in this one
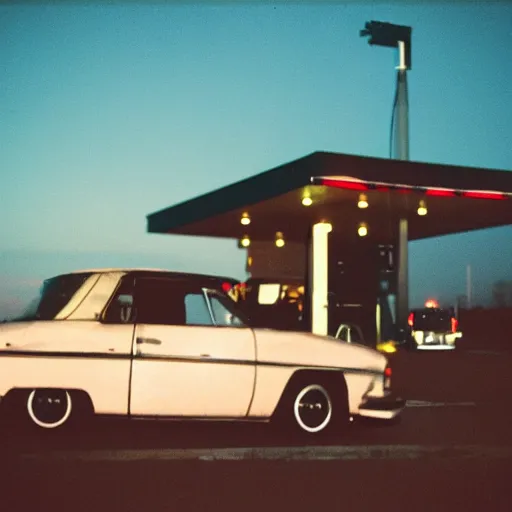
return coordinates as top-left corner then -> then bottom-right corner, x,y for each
491,280 -> 512,308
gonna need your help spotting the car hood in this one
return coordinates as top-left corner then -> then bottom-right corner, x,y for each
252,328 -> 387,373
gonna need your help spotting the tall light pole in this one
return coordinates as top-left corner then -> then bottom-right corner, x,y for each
360,21 -> 413,343
360,20 -> 412,160
466,264 -> 472,309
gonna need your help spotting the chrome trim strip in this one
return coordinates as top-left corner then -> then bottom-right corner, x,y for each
128,415 -> 270,423
0,350 -> 382,375
0,350 -> 129,360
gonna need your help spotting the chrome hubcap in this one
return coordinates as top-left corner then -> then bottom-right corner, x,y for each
294,384 -> 332,433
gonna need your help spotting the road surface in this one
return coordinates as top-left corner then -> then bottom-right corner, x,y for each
2,346 -> 512,511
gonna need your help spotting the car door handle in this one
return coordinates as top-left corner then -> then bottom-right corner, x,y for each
136,337 -> 162,345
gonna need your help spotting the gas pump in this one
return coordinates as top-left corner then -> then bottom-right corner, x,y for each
327,236 -> 380,344
325,239 -> 399,348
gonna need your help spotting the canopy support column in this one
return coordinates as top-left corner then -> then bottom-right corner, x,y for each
306,222 -> 332,336
396,218 -> 409,341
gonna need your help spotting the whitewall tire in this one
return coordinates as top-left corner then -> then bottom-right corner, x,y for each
273,375 -> 349,439
27,389 -> 73,429
293,384 -> 333,434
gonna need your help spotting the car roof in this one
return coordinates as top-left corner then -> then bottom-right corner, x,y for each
69,268 -> 170,274
63,268 -> 239,283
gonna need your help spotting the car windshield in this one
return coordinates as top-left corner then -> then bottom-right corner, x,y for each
12,272 -> 94,322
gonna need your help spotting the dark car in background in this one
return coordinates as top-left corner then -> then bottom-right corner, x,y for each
407,306 -> 462,350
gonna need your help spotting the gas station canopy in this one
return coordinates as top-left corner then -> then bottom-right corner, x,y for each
146,152 -> 512,244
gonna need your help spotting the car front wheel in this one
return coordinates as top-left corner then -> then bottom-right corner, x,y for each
274,375 -> 349,440
293,384 -> 333,433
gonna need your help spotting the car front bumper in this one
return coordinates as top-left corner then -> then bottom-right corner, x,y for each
357,393 -> 406,420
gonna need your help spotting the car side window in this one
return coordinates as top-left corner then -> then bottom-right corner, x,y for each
134,278 -> 247,327
206,291 -> 246,327
103,277 -> 135,324
185,293 -> 214,326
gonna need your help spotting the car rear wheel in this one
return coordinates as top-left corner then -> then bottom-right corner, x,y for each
274,375 -> 349,440
2,388 -> 93,433
27,389 -> 73,429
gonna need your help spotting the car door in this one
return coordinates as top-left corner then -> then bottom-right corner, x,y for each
129,277 -> 256,418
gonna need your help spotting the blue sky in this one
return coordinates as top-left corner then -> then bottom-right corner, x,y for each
1,2 -> 511,318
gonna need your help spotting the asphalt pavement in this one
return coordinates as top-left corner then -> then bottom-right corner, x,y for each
2,345 -> 512,511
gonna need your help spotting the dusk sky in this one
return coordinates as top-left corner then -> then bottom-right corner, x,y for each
1,2 -> 511,319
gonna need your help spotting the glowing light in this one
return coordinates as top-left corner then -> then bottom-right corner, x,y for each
357,194 -> 368,209
275,232 -> 285,248
463,191 -> 506,200
247,256 -> 253,267
425,299 -> 439,308
320,178 -> 368,191
408,312 -> 414,326
417,345 -> 455,350
417,200 -> 427,216
377,342 -> 397,354
426,189 -> 456,197
240,213 -> 251,226
357,222 -> 368,237
240,236 -> 251,248
315,176 -> 510,200
302,196 -> 313,207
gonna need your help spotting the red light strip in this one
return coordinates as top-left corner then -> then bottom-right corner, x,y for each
315,177 -> 510,200
319,179 -> 368,191
426,189 -> 457,197
462,191 -> 506,200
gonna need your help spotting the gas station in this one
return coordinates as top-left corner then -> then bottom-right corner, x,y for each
146,151 -> 512,345
145,21 -> 512,348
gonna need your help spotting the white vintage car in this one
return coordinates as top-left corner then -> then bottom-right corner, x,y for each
0,269 -> 404,437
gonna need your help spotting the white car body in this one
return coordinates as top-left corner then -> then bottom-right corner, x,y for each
0,269 -> 404,431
